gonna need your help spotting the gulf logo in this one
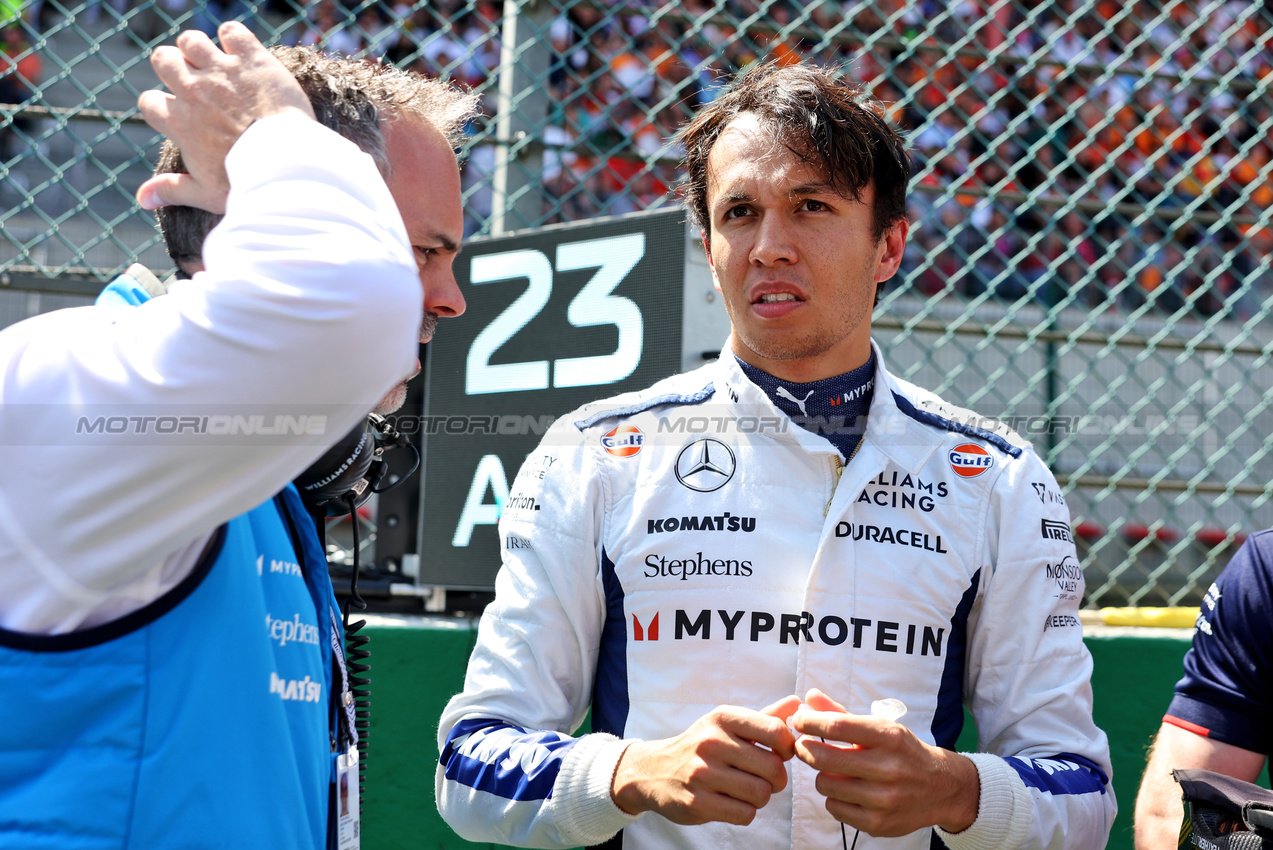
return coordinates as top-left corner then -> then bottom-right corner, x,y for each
949,443 -> 994,478
602,424 -> 644,458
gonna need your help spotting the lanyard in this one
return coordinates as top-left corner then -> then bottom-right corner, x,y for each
329,606 -> 358,750
275,490 -> 358,753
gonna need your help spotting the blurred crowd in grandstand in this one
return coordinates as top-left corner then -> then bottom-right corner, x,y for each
5,0 -> 1272,319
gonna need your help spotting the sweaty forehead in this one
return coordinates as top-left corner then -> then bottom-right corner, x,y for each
706,113 -> 827,202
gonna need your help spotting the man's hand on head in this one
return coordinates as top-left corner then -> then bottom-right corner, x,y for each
136,22 -> 315,213
610,695 -> 800,826
792,688 -> 979,837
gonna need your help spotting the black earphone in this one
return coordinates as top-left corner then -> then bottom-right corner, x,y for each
294,412 -> 419,517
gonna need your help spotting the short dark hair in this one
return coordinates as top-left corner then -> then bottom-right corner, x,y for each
155,46 -> 478,269
677,63 -> 910,244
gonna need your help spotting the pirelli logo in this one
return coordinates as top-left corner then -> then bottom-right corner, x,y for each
1041,519 -> 1073,543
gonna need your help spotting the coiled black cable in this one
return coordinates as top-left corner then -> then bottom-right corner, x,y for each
341,493 -> 371,805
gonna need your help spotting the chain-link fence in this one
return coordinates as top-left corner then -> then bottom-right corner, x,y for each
2,0 -> 1271,607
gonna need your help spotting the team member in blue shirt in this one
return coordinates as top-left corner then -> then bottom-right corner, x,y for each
0,24 -> 473,848
1134,530 -> 1273,849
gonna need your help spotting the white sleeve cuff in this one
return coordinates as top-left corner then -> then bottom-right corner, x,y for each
548,733 -> 640,845
934,753 -> 1032,850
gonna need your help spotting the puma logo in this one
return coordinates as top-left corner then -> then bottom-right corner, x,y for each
775,386 -> 815,417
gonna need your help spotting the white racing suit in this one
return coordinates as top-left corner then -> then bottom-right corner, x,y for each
437,343 -> 1116,850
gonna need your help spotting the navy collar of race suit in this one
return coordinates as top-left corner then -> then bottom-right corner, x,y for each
734,352 -> 876,461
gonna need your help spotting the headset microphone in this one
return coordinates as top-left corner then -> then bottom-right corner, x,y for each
294,413 -> 418,517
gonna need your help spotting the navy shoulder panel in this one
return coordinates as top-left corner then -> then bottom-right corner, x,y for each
0,524 -> 226,651
891,391 -> 1024,458
574,383 -> 716,431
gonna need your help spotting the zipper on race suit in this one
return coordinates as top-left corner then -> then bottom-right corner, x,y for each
824,456 -> 843,517
823,435 -> 865,517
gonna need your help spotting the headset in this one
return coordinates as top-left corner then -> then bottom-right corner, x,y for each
294,412 -> 420,802
294,412 -> 418,517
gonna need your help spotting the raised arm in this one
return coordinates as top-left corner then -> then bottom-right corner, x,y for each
0,24 -> 420,634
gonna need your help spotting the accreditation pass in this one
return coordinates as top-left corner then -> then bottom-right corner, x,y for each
336,746 -> 360,850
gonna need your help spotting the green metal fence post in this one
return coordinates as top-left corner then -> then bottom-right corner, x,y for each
489,0 -> 551,235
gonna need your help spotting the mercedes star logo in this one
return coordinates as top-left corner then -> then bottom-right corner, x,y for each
674,439 -> 737,492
